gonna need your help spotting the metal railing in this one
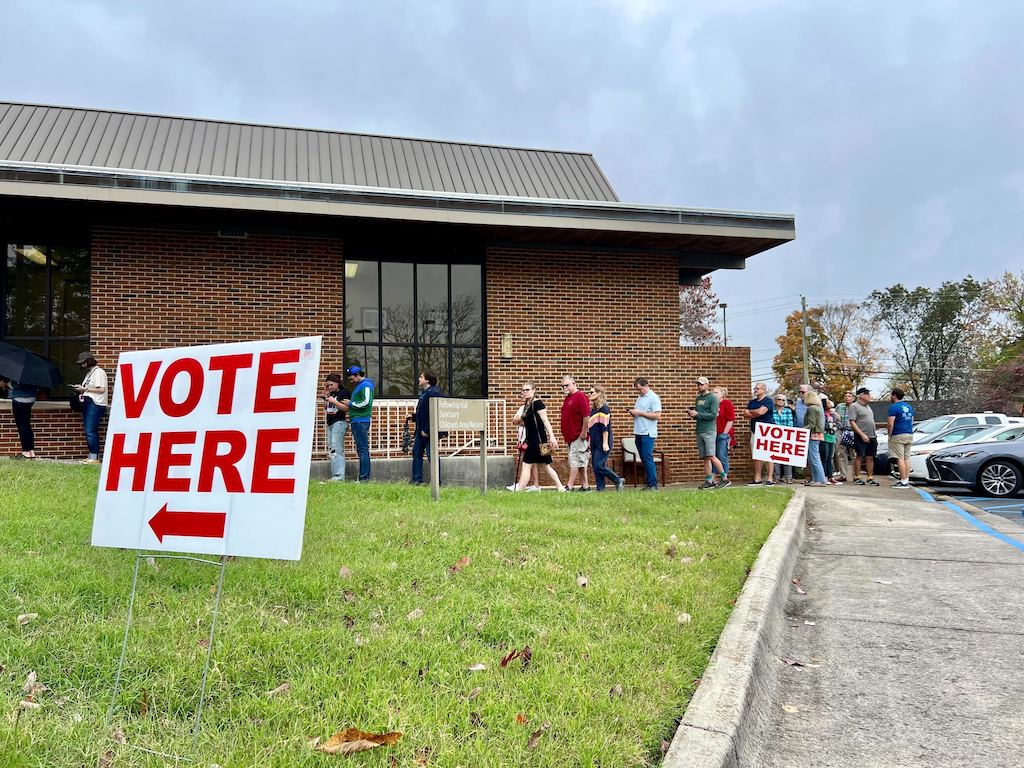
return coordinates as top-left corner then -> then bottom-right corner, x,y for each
316,399 -> 508,458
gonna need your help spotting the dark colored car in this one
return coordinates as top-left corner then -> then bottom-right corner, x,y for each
927,439 -> 1024,497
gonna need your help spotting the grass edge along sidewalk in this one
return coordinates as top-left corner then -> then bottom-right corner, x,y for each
1,463 -> 790,767
664,489 -> 806,768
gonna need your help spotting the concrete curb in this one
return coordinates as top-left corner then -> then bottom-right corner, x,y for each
663,489 -> 807,768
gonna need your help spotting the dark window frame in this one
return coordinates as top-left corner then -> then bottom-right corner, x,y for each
1,242 -> 91,396
344,257 -> 486,398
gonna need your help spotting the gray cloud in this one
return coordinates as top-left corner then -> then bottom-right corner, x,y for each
4,0 -> 1023,379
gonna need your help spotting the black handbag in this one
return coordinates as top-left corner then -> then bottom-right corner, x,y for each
69,393 -> 86,413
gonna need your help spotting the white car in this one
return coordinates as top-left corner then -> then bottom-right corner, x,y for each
912,412 -> 1017,440
908,423 -> 1024,479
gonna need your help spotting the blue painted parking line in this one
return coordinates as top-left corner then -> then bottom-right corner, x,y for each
970,502 -> 1024,511
941,502 -> 1024,554
915,488 -> 936,503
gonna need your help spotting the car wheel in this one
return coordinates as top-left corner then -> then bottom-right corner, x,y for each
976,460 -> 1023,498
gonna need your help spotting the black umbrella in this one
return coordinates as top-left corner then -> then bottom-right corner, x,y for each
0,341 -> 64,389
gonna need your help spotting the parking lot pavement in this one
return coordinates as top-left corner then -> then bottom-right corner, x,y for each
749,483 -> 1024,768
921,485 -> 1024,526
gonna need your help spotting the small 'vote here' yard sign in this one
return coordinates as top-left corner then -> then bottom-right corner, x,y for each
750,421 -> 810,468
91,337 -> 321,560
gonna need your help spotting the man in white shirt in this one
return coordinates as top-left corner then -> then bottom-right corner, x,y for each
628,377 -> 662,490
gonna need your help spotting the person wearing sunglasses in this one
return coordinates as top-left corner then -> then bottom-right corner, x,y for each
507,383 -> 566,492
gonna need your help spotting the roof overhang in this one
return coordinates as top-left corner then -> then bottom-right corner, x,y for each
0,161 -> 795,281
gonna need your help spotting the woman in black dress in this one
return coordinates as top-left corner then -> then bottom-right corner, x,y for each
506,382 -> 566,492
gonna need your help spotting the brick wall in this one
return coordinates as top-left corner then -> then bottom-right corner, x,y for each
0,404 -> 93,460
485,246 -> 753,485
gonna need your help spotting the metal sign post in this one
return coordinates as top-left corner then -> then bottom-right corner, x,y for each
430,398 -> 489,500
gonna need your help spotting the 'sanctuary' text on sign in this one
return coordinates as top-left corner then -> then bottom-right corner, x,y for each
750,421 -> 810,467
436,398 -> 487,432
91,337 -> 322,560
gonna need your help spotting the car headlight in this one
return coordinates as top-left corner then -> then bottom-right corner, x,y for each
939,450 -> 978,459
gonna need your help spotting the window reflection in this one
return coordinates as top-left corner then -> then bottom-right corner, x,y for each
417,264 -> 448,343
452,264 -> 481,344
344,260 -> 379,343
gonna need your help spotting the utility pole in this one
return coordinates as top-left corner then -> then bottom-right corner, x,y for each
800,294 -> 810,385
719,302 -> 728,346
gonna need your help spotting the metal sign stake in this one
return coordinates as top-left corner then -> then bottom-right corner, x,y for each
107,553 -> 228,747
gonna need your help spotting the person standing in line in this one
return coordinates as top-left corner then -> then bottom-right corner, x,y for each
848,388 -> 878,486
72,351 -> 108,465
771,394 -> 795,484
821,397 -> 841,485
887,387 -> 915,488
323,373 -> 351,481
346,365 -> 375,481
688,376 -> 729,489
628,377 -> 662,490
411,369 -> 443,486
795,383 -> 809,427
743,382 -> 775,485
713,385 -> 736,483
7,378 -> 38,459
587,384 -> 625,492
507,382 -> 565,491
835,391 -> 855,481
560,375 -> 592,491
803,389 -> 827,485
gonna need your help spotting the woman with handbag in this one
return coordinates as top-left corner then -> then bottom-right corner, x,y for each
72,351 -> 108,465
506,382 -> 566,492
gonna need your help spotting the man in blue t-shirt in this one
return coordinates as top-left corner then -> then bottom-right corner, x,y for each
743,381 -> 776,485
887,387 -> 915,488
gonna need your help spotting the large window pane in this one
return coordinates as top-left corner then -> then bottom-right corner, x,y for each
451,347 -> 483,396
50,246 -> 90,337
345,260 -> 379,343
343,345 -> 380,392
380,262 -> 414,345
5,244 -> 48,336
381,346 -> 416,397
50,340 -> 88,397
451,264 -> 482,344
419,346 -> 450,394
417,264 -> 449,344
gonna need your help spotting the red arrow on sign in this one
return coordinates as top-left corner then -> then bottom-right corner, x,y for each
769,455 -> 790,462
148,503 -> 227,543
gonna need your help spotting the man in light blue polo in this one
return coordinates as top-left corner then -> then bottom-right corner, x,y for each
628,376 -> 662,490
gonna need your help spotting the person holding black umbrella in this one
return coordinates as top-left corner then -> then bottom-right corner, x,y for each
72,351 -> 108,465
7,377 -> 38,459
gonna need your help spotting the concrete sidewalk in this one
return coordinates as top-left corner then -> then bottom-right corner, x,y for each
746,485 -> 1024,768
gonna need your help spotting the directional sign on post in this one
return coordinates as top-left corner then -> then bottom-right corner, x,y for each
429,398 -> 488,500
750,421 -> 810,467
91,336 -> 322,560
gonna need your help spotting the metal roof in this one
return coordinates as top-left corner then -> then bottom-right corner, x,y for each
0,101 -> 619,202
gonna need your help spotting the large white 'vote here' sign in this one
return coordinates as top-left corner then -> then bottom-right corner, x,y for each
91,337 -> 321,560
750,421 -> 810,468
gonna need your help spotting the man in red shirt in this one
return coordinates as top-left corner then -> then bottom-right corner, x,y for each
561,375 -> 592,491
713,385 -> 736,479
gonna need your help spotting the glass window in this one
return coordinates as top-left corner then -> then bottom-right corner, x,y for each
345,259 -> 380,344
985,416 -> 1002,424
344,258 -> 484,397
949,417 -> 978,429
2,243 -> 90,397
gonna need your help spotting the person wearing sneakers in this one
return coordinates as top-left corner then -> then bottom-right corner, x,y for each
587,385 -> 625,492
560,375 -> 592,492
848,387 -> 878,486
771,394 -> 795,484
713,385 -> 736,482
688,376 -> 729,489
346,365 -> 375,481
744,382 -> 775,485
72,351 -> 108,464
887,387 -> 915,488
507,382 -> 566,492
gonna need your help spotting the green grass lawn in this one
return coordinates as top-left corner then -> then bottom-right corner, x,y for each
0,463 -> 789,767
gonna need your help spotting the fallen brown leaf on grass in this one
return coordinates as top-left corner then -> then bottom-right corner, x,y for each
339,565 -> 352,579
526,722 -> 550,750
660,739 -> 670,754
515,712 -> 528,725
609,683 -> 623,699
469,712 -> 483,728
343,590 -> 357,603
198,638 -> 209,649
146,556 -> 159,571
466,686 -> 482,700
139,689 -> 148,718
413,745 -> 433,765
22,671 -> 37,692
676,612 -> 693,625
266,683 -> 290,698
448,556 -> 471,575
466,663 -> 486,672
19,699 -> 40,710
16,613 -> 38,626
407,608 -> 425,621
98,749 -> 114,768
520,645 -> 532,670
500,648 -> 521,668
576,575 -> 588,588
112,728 -> 126,745
317,727 -> 402,755
342,615 -> 355,629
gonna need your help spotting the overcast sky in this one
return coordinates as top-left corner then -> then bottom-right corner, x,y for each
4,0 -> 1023,384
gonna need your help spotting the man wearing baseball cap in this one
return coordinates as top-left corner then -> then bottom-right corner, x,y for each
687,376 -> 729,489
346,365 -> 375,481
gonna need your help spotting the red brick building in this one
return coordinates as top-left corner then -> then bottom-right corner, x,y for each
0,102 -> 794,481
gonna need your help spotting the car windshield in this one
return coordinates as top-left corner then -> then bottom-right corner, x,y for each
914,417 -> 950,435
964,426 -> 1005,442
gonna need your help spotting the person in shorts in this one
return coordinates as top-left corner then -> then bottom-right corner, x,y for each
848,387 -> 878,486
560,375 -> 592,491
688,376 -> 729,489
887,387 -> 915,488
